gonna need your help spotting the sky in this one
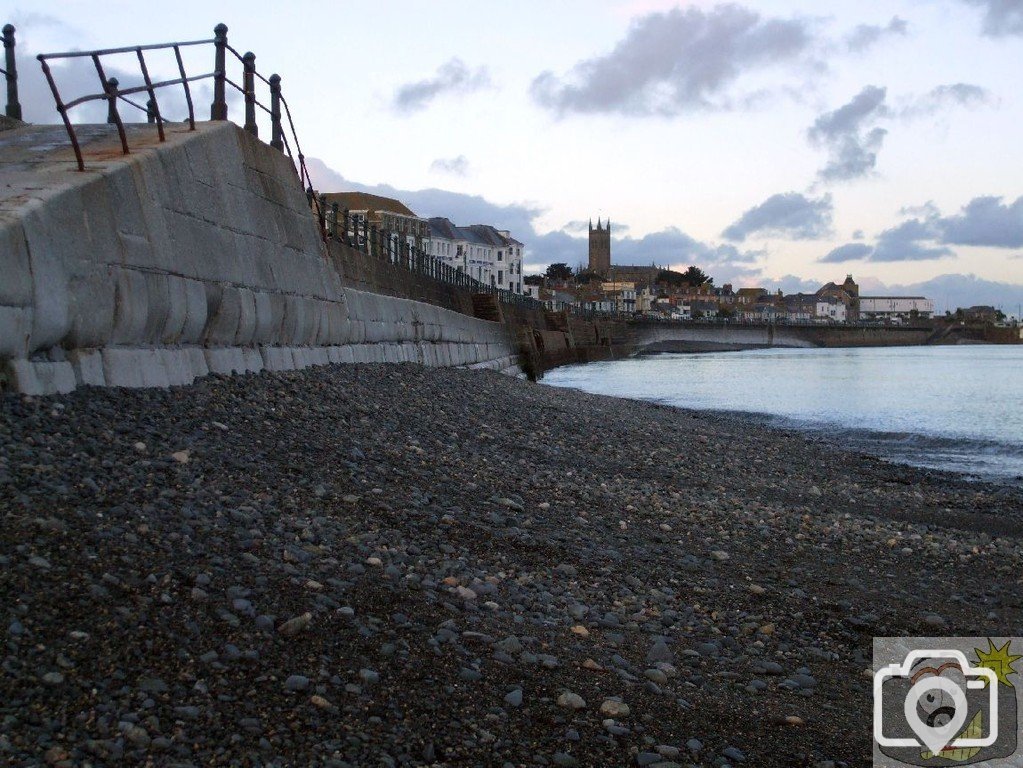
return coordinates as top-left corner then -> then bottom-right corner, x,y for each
4,0 -> 1023,312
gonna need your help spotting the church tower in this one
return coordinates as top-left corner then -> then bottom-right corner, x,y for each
588,217 -> 611,276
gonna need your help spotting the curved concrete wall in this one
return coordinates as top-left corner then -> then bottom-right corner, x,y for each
634,324 -> 816,350
0,122 -> 520,394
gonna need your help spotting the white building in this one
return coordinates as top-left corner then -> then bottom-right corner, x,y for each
425,218 -> 524,293
815,298 -> 847,323
859,296 -> 933,322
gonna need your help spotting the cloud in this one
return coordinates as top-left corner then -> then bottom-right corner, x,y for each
871,218 -> 954,262
614,227 -> 762,264
530,4 -> 813,116
391,59 -> 490,114
900,83 -> 995,117
957,0 -> 1023,37
722,192 -> 833,241
429,155 -> 470,176
561,220 -> 630,234
818,243 -> 874,263
851,229 -> 865,240
760,274 -> 827,294
844,16 -> 908,52
808,85 -> 889,182
937,195 -> 1023,247
11,28 -> 224,125
882,273 -> 1023,314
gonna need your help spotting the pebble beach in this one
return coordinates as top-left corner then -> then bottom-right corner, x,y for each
2,363 -> 1022,767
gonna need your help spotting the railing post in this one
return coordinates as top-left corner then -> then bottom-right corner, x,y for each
105,77 -> 120,124
331,203 -> 339,239
3,24 -> 20,120
146,98 -> 156,123
211,23 -> 228,120
370,225 -> 378,258
242,52 -> 257,136
269,74 -> 284,151
317,194 -> 326,238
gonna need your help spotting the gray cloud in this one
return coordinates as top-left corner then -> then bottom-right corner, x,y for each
818,243 -> 874,263
900,83 -> 995,117
614,227 -> 762,265
722,192 -> 833,241
958,0 -> 1023,37
851,229 -> 865,239
429,155 -> 469,176
883,272 -> 1023,314
938,195 -> 1023,247
871,218 -> 954,262
11,26 -> 227,126
530,5 -> 812,116
845,16 -> 908,52
808,85 -> 889,182
392,59 -> 490,114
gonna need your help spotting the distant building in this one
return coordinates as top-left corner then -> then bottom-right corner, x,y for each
860,296 -> 933,322
588,218 -> 611,276
963,305 -> 999,323
816,297 -> 847,323
425,217 -> 524,293
322,191 -> 429,250
816,274 -> 859,321
782,293 -> 816,322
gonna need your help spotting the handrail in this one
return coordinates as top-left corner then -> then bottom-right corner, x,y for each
33,23 -> 314,194
2,24 -> 21,120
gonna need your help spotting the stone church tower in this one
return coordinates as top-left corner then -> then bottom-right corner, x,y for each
588,218 -> 611,276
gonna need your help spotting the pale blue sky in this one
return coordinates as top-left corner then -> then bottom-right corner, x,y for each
5,0 -> 1023,311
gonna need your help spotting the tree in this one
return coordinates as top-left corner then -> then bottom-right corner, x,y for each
681,265 -> 712,287
656,270 -> 686,286
523,274 -> 544,286
545,263 -> 574,281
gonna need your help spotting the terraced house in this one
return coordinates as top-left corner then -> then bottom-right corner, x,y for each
426,218 -> 524,294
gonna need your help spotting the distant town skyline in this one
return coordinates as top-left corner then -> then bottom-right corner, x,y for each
4,0 -> 1022,313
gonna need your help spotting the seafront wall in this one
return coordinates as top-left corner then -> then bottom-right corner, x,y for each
0,122 -> 522,394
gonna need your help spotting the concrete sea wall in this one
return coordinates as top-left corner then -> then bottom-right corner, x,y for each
0,123 -> 521,394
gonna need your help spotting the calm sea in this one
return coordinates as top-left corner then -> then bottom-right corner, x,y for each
543,345 -> 1023,483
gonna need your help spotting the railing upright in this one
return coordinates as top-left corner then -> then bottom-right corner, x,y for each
211,23 -> 228,120
2,24 -> 20,120
269,74 -> 283,151
242,52 -> 257,136
135,49 -> 164,142
98,69 -> 129,156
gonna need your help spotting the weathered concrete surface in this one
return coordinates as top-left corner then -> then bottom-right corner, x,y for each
0,123 -> 521,392
629,320 -> 943,353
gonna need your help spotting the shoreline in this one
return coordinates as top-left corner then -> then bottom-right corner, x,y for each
544,350 -> 1023,487
3,363 -> 1022,766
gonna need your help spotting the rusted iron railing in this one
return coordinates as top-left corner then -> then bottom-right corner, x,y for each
2,24 -> 21,119
34,22 -> 313,199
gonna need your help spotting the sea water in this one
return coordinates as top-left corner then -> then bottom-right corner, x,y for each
543,345 -> 1023,482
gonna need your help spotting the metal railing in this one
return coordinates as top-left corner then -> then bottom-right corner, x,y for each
2,24 -> 21,119
34,22 -> 312,198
